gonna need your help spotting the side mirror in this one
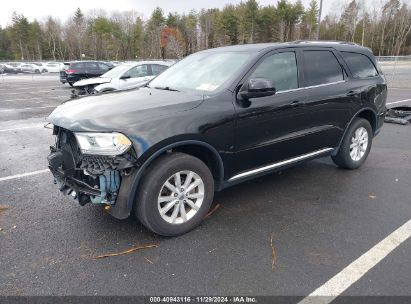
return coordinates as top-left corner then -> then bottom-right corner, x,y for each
120,74 -> 130,80
238,78 -> 276,100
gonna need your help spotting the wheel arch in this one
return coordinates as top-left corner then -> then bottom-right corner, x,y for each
333,107 -> 377,156
126,140 -> 224,212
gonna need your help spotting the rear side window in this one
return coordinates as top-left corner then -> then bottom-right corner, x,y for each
151,64 -> 168,75
71,62 -> 87,69
341,52 -> 378,78
249,51 -> 298,92
126,65 -> 149,78
303,50 -> 344,86
86,62 -> 98,69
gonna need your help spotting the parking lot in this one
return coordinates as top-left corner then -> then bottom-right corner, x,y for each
0,69 -> 410,300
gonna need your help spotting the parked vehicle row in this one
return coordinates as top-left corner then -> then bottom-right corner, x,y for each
0,62 -> 65,74
47,41 -> 387,236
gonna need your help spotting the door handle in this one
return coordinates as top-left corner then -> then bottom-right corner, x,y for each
347,90 -> 359,97
289,100 -> 304,106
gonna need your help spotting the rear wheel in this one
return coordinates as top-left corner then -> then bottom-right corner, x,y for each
332,118 -> 372,169
135,152 -> 214,236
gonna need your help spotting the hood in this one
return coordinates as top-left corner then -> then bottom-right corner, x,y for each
74,77 -> 111,87
47,87 -> 204,132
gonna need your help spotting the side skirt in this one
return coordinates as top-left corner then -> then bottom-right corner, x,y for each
220,147 -> 334,189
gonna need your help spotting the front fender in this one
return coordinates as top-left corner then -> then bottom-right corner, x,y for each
108,139 -> 224,219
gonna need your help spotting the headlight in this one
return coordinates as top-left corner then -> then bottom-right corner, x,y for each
74,132 -> 132,156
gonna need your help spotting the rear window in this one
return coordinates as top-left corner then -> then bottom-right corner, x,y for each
341,52 -> 378,78
303,50 -> 344,87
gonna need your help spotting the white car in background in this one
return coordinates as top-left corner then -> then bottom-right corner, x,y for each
72,61 -> 173,95
20,63 -> 42,73
32,62 -> 62,73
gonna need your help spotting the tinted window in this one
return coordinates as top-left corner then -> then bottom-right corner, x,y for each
303,50 -> 344,86
98,63 -> 110,72
341,52 -> 378,78
151,64 -> 168,75
86,62 -> 98,69
71,62 -> 87,69
249,52 -> 298,91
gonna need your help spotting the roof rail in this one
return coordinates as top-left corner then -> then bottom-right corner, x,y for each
291,40 -> 360,46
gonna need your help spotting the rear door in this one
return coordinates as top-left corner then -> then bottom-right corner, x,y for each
299,48 -> 357,150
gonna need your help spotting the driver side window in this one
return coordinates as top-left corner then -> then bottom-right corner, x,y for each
250,52 -> 298,92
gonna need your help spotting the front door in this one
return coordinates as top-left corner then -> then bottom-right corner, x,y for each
232,49 -> 310,176
120,64 -> 151,90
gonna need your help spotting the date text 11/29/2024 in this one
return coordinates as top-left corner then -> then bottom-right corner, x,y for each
149,296 -> 257,303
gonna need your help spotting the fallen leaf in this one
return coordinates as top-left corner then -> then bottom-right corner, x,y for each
270,233 -> 276,270
369,195 -> 377,199
92,244 -> 158,259
0,204 -> 9,212
144,257 -> 154,264
207,248 -> 217,254
204,203 -> 221,219
12,225 -> 16,229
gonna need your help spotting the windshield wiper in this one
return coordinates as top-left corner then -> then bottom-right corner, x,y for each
153,86 -> 179,92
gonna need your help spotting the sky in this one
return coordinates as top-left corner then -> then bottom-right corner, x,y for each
0,0 -> 343,28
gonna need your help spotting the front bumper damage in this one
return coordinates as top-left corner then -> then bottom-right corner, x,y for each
47,126 -> 137,219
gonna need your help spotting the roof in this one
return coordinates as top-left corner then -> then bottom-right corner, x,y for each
205,40 -> 373,54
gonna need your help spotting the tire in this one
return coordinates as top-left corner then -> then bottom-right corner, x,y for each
332,118 -> 373,169
68,82 -> 74,87
135,152 -> 214,236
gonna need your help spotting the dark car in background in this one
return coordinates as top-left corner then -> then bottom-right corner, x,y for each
47,41 -> 387,236
59,62 -> 71,84
65,61 -> 114,86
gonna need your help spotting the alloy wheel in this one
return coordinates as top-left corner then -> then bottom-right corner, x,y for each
157,170 -> 205,224
350,126 -> 368,161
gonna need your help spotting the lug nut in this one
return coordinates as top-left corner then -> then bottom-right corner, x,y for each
174,193 -> 178,197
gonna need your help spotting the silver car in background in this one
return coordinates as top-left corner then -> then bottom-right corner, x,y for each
72,60 -> 174,95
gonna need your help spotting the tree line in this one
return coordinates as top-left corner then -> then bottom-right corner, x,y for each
0,0 -> 410,61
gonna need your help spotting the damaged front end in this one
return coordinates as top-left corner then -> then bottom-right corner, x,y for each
47,126 -> 137,218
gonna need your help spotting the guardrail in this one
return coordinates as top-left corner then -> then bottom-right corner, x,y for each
376,55 -> 411,62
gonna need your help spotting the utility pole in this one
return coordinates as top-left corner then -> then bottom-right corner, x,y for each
316,0 -> 323,40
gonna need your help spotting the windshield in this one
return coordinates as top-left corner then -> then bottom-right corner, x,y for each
149,51 -> 253,92
101,65 -> 132,78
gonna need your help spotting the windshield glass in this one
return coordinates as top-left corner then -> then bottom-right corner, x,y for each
101,65 -> 133,78
149,52 -> 253,92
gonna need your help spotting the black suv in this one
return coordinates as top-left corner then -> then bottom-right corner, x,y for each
64,61 -> 114,86
47,41 -> 387,236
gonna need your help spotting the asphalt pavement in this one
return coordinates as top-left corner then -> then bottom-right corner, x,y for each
0,73 -> 410,299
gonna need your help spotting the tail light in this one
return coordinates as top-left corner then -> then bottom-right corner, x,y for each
66,69 -> 76,74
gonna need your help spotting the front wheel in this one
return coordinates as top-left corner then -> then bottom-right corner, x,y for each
332,118 -> 373,169
135,152 -> 214,236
